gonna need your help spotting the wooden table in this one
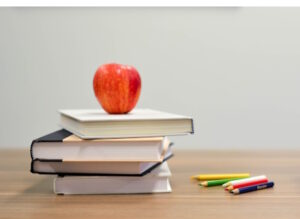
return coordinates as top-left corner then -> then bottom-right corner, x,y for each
1,149 -> 300,219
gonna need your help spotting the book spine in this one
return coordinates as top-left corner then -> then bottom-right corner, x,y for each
29,140 -> 36,173
31,159 -> 64,174
191,119 -> 195,134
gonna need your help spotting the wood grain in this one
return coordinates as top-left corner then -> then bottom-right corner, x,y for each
1,149 -> 300,219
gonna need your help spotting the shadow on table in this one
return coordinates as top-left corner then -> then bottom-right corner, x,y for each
4,177 -> 54,208
22,177 -> 54,194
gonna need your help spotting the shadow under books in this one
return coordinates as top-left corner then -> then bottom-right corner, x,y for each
23,177 -> 54,194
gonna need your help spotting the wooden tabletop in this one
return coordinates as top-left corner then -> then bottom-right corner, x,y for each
1,149 -> 300,219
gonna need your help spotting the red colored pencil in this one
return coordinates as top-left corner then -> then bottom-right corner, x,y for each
226,177 -> 268,191
223,175 -> 267,187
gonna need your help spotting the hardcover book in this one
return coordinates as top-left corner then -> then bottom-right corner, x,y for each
31,129 -> 170,162
54,162 -> 172,195
59,109 -> 194,139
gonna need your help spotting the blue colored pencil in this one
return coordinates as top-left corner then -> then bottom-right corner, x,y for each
232,182 -> 274,194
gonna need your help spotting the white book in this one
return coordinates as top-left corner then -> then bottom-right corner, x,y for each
59,108 -> 194,139
54,162 -> 172,195
31,130 -> 170,162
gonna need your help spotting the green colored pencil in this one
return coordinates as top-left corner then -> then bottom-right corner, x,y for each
199,178 -> 247,187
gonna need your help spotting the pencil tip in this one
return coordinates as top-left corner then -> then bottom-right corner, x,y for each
199,182 -> 207,186
227,186 -> 233,190
232,189 -> 239,194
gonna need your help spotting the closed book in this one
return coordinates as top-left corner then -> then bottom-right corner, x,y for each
54,162 -> 172,195
30,129 -> 170,163
59,109 -> 194,139
31,147 -> 173,176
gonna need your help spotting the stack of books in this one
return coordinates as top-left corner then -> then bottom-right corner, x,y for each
30,109 -> 193,195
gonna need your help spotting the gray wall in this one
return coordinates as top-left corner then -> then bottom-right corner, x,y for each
1,8 -> 300,149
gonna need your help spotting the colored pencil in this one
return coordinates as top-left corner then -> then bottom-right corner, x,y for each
232,182 -> 274,194
226,177 -> 268,190
222,175 -> 267,187
199,178 -> 248,187
192,173 -> 250,181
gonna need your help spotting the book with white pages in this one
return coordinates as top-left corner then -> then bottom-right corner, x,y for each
59,108 -> 194,139
54,162 -> 172,195
30,129 -> 170,164
31,146 -> 173,176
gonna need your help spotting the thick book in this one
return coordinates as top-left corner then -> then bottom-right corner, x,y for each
59,109 -> 194,139
30,129 -> 170,163
54,162 -> 172,195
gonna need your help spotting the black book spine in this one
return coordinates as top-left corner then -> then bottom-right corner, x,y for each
30,129 -> 72,173
191,118 -> 195,134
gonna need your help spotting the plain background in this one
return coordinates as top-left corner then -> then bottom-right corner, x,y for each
0,7 -> 299,149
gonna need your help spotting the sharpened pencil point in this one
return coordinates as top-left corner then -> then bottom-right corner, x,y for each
199,182 -> 208,187
222,183 -> 229,187
227,185 -> 233,191
232,189 -> 239,194
190,175 -> 198,180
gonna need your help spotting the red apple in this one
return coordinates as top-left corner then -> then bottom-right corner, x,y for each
93,63 -> 142,114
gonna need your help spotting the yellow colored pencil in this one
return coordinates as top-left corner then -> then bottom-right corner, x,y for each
191,173 -> 250,181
